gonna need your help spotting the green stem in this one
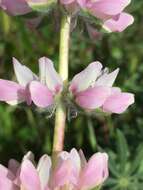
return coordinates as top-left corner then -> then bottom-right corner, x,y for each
52,13 -> 71,153
1,12 -> 11,35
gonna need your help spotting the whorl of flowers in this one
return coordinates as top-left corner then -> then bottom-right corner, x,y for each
0,57 -> 134,114
0,149 -> 108,190
0,0 -> 134,32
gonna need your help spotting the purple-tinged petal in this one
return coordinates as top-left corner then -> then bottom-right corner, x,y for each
0,79 -> 25,104
86,24 -> 102,40
25,16 -> 43,29
39,57 -> 63,93
20,160 -> 41,190
37,155 -> 52,190
95,68 -> 119,87
75,86 -> 111,109
78,153 -> 108,190
79,150 -> 87,168
13,58 -> 37,87
103,12 -> 134,32
103,91 -> 135,114
0,0 -> 31,16
69,62 -> 102,94
29,81 -> 54,108
8,160 -> 20,177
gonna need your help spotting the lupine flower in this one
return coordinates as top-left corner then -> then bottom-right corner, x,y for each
0,0 -> 56,15
0,0 -> 133,32
0,0 -> 31,16
0,57 -> 62,108
81,0 -> 134,32
69,62 -> 134,114
61,0 -> 134,32
0,149 -> 108,190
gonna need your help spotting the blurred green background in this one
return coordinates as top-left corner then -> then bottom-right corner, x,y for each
0,0 -> 143,189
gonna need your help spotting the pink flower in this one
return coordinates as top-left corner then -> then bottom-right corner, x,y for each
77,0 -> 134,32
0,0 -> 133,32
0,0 -> 55,15
69,62 -> 134,114
0,149 -> 109,190
57,0 -> 134,32
0,0 -> 31,16
0,57 -> 63,108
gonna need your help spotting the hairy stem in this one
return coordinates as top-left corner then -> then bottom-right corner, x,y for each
52,13 -> 71,153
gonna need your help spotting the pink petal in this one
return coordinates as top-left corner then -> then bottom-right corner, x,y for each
103,12 -> 134,32
0,176 -> 17,190
75,86 -> 111,109
20,160 -> 41,190
69,62 -> 102,94
39,57 -> 63,93
78,153 -> 109,189
52,159 -> 77,188
13,58 -> 38,87
103,91 -> 135,113
29,81 -> 54,108
69,149 -> 81,175
52,149 -> 82,188
0,165 -> 15,180
0,0 -> 31,16
0,79 -> 25,103
77,0 -> 86,7
87,0 -> 131,19
60,0 -> 75,4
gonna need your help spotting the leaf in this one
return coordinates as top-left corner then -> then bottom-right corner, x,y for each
109,154 -> 121,178
105,177 -> 118,186
116,129 -> 129,173
129,143 -> 143,175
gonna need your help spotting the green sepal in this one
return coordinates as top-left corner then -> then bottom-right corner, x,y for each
28,0 -> 57,13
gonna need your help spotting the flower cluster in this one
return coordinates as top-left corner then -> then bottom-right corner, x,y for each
66,0 -> 134,32
69,61 -> 134,113
0,57 -> 134,114
0,149 -> 108,190
0,0 -> 134,32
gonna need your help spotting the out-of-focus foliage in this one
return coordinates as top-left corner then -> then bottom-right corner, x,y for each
105,130 -> 143,190
0,0 -> 143,189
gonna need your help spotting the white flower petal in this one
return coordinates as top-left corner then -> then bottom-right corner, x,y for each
37,155 -> 52,190
13,57 -> 38,86
95,68 -> 119,87
39,57 -> 63,93
69,62 -> 103,94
